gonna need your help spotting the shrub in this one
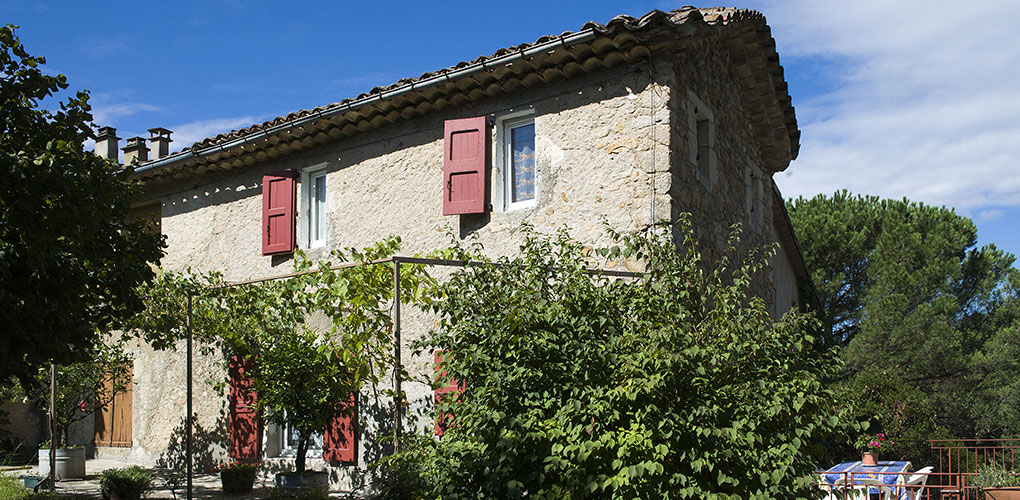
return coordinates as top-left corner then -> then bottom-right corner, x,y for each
408,220 -> 851,498
97,467 -> 153,500
972,463 -> 1020,489
0,474 -> 28,500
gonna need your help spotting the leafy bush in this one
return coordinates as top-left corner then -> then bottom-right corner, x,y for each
0,474 -> 91,500
0,475 -> 28,500
972,463 -> 1020,489
266,486 -> 327,500
97,467 -> 152,500
406,220 -> 851,498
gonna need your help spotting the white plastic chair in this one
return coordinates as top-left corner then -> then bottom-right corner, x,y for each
848,476 -> 894,500
902,466 -> 933,500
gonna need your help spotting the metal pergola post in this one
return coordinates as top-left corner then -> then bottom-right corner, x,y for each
175,253 -> 640,484
392,258 -> 402,453
186,292 -> 193,500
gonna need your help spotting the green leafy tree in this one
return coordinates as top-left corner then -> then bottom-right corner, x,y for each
400,220 -> 848,499
10,340 -> 132,448
0,25 -> 164,385
787,191 -> 1020,444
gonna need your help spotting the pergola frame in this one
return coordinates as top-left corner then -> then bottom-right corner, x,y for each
181,255 -> 643,499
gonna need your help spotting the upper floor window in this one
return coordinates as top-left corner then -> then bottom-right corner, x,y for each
308,170 -> 327,248
686,91 -> 716,190
745,162 -> 763,233
502,115 -> 536,211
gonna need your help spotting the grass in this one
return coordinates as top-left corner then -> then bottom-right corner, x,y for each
0,474 -> 93,500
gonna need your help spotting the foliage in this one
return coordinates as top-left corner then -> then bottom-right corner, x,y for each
8,341 -> 131,449
97,467 -> 153,500
366,434 -> 437,500
0,476 -> 90,500
128,237 -> 436,474
212,461 -> 258,473
0,25 -> 165,386
267,486 -> 327,500
971,463 -> 1020,489
0,475 -> 26,500
853,433 -> 895,453
787,192 -> 1020,442
153,456 -> 184,500
399,219 -> 849,499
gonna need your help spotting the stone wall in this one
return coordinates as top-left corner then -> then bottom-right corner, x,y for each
668,40 -> 786,306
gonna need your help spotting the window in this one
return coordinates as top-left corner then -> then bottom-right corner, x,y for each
308,170 -> 327,248
745,162 -> 763,233
300,166 -> 328,249
686,91 -> 715,190
280,418 -> 323,456
501,114 -> 537,211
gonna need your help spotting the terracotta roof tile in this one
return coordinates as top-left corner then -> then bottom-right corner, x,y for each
182,7 -> 783,153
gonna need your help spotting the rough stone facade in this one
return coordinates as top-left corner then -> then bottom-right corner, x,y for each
83,8 -> 809,492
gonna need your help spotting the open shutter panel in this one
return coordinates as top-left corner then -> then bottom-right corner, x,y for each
262,169 -> 296,255
442,117 -> 487,215
323,393 -> 356,463
228,356 -> 260,458
433,351 -> 463,436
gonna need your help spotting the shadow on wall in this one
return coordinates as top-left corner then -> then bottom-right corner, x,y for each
159,411 -> 228,475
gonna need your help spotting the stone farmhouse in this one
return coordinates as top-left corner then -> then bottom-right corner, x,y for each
8,7 -> 813,491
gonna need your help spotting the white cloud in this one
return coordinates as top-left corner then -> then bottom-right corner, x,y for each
744,0 -> 1020,212
90,100 -> 163,126
164,116 -> 263,152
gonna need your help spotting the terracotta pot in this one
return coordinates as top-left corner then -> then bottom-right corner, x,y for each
983,487 -> 1020,500
861,452 -> 879,466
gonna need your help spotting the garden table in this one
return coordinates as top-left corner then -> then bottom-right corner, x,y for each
822,460 -> 914,500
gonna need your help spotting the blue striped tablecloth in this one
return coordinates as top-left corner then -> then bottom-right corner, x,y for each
823,461 -> 913,499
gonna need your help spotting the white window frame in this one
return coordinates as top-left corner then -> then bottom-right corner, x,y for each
496,110 -> 537,212
267,416 -> 323,458
686,90 -> 716,191
300,164 -> 328,249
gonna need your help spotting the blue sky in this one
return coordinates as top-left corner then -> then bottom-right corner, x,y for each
5,0 -> 1018,263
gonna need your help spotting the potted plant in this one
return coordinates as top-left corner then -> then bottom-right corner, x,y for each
21,341 -> 132,480
972,463 -> 1020,500
98,466 -> 153,500
854,433 -> 895,466
214,461 -> 259,494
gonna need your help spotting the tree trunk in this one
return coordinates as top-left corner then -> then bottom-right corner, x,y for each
295,433 -> 308,474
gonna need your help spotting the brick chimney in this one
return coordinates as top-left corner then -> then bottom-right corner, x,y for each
95,126 -> 120,161
122,137 -> 149,165
147,127 -> 172,159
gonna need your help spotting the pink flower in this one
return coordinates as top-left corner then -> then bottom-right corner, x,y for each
877,433 -> 886,440
78,400 -> 87,411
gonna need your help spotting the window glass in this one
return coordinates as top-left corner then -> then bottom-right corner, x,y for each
307,171 -> 326,247
284,421 -> 323,453
510,122 -> 535,204
312,173 -> 326,244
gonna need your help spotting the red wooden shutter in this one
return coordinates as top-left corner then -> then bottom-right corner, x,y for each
443,117 -> 487,215
323,393 -> 356,463
228,356 -> 260,458
434,351 -> 463,436
262,169 -> 296,255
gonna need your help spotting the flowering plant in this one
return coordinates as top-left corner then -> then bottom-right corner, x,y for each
855,433 -> 896,453
212,461 -> 258,474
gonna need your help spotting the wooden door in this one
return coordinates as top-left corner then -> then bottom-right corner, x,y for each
94,365 -> 132,447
